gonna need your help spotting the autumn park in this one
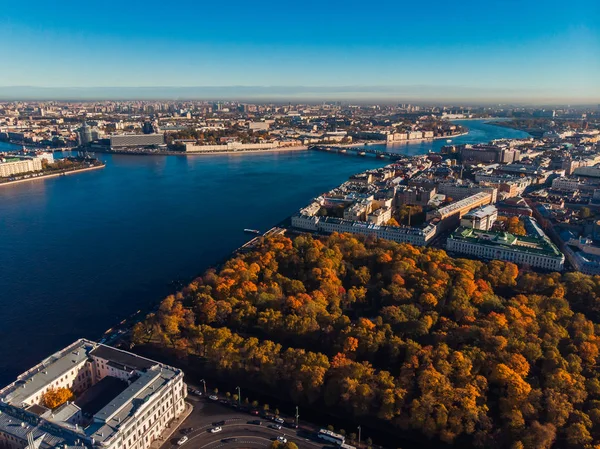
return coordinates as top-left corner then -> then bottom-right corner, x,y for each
132,233 -> 600,449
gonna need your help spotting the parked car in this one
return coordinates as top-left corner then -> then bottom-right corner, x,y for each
209,395 -> 218,400
274,417 -> 285,424
177,436 -> 188,445
210,426 -> 222,433
277,436 -> 288,443
269,424 -> 282,430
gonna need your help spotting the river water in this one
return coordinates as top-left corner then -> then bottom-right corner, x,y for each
0,120 -> 528,383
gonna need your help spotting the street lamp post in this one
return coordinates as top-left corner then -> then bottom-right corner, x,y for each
358,425 -> 361,448
236,386 -> 241,407
199,379 -> 206,395
295,406 -> 299,428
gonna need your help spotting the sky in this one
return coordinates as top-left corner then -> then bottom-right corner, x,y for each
0,0 -> 599,102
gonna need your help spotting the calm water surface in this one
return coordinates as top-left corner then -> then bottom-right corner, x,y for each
0,120 -> 528,383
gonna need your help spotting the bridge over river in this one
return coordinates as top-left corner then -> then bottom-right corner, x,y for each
309,144 -> 414,160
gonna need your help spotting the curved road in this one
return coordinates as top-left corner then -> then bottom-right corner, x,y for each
162,395 -> 333,449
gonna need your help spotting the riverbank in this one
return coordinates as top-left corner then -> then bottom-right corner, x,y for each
0,119 -> 532,387
91,145 -> 308,157
0,163 -> 105,187
185,145 -> 308,155
327,131 -> 469,149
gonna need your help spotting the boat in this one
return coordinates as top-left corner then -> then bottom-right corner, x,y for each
244,229 -> 262,235
446,139 -> 452,143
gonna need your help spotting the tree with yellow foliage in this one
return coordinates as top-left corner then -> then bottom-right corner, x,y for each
136,233 -> 600,449
42,387 -> 74,409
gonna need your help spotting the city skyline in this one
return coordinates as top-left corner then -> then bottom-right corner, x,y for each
1,0 -> 599,102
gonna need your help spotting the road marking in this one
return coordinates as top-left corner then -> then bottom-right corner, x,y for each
176,424 -> 322,449
200,436 -> 272,448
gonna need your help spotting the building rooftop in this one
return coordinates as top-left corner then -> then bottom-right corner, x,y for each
0,340 -> 95,407
463,205 -> 497,219
48,402 -> 81,424
86,367 -> 178,443
0,339 -> 182,447
435,191 -> 492,216
449,227 -> 563,258
90,345 -> 155,371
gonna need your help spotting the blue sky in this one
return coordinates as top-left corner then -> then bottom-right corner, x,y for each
0,0 -> 598,101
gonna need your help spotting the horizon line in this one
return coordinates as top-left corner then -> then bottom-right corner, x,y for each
0,85 -> 598,105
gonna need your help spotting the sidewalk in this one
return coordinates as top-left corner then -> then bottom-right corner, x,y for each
151,402 -> 194,449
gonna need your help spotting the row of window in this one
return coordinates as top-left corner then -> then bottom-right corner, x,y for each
121,393 -> 179,449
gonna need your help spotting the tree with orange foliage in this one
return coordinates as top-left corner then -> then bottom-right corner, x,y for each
42,387 -> 74,409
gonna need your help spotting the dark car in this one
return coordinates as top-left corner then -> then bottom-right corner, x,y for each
222,438 -> 238,443
250,409 -> 260,415
249,420 -> 262,425
286,422 -> 299,429
213,420 -> 226,427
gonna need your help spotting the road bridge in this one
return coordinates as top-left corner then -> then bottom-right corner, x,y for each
309,145 -> 406,160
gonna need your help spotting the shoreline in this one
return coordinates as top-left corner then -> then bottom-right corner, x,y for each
328,131 -> 469,149
184,145 -> 308,156
0,164 -> 105,187
90,145 -> 308,157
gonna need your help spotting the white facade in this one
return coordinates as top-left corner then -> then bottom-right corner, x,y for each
551,177 -> 583,191
291,214 -> 437,246
447,230 -> 564,271
0,158 -> 42,177
460,205 -> 498,231
0,340 -> 186,449
367,207 -> 392,225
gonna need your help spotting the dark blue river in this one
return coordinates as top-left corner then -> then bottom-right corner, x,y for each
0,120 -> 528,383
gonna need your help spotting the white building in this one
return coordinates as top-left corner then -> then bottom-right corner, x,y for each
367,207 -> 392,225
446,227 -> 564,271
427,191 -> 495,221
563,236 -> 600,275
0,339 -> 187,449
291,214 -> 437,246
460,205 -> 498,231
0,157 -> 42,177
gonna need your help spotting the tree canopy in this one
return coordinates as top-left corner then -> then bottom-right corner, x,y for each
42,387 -> 74,409
135,233 -> 600,449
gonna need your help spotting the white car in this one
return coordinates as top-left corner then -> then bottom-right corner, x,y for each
210,426 -> 223,433
177,436 -> 188,445
277,436 -> 287,443
209,395 -> 218,400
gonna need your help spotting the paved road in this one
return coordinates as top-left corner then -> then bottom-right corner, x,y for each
161,395 -> 332,449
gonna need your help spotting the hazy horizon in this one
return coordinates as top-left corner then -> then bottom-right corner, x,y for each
0,85 -> 597,105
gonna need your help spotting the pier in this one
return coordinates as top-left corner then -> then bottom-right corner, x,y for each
309,145 -> 407,160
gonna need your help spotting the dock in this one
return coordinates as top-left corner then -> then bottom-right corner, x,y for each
237,227 -> 287,252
